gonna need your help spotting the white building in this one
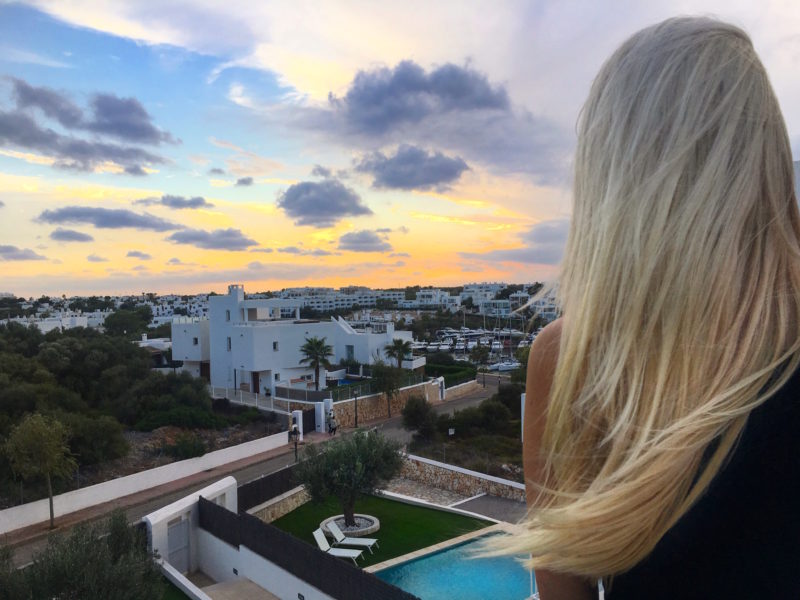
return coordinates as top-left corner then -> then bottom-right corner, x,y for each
3,314 -> 89,334
172,284 -> 415,395
461,282 -> 506,306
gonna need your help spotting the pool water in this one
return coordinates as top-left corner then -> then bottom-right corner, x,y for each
376,534 -> 535,600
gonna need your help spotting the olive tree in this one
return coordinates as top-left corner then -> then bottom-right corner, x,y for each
295,431 -> 403,526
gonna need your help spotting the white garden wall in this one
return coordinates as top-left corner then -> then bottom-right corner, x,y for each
0,430 -> 288,535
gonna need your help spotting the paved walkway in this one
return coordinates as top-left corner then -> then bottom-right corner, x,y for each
382,477 -> 468,506
454,494 -> 528,523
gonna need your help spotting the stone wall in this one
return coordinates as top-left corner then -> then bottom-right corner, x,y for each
250,486 -> 309,523
332,380 -> 441,428
400,454 -> 525,502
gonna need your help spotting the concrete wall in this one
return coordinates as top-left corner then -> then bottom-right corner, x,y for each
249,486 -> 309,523
400,454 -> 525,502
332,380 -> 441,428
443,379 -> 480,400
0,430 -> 289,535
172,319 -> 210,363
145,478 -> 237,574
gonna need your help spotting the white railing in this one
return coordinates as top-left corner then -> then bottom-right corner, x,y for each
208,387 -> 292,415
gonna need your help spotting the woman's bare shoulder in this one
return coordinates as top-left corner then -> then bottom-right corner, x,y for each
527,318 -> 563,384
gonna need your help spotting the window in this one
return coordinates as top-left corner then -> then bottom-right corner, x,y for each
346,344 -> 354,361
226,337 -> 231,351
275,373 -> 280,381
225,309 -> 230,321
192,337 -> 198,346
273,341 -> 279,351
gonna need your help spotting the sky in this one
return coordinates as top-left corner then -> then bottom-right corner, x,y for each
1,1 -> 800,297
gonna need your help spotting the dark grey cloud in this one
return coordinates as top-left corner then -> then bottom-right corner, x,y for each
134,194 -> 214,209
311,164 -> 331,177
356,144 -> 469,191
277,179 -> 372,228
296,61 -> 569,181
49,228 -> 94,242
337,230 -> 393,253
277,246 -> 336,256
127,250 -> 152,260
166,228 -> 257,251
0,200 -> 5,208
124,165 -> 147,176
2,78 -> 173,174
86,254 -> 108,263
11,78 -> 83,128
167,257 -> 183,265
235,176 -> 253,186
208,167 -> 226,175
461,218 -> 569,264
86,94 -> 175,145
0,245 -> 46,261
37,206 -> 181,231
0,110 -> 164,172
331,60 -> 509,134
250,248 -> 273,254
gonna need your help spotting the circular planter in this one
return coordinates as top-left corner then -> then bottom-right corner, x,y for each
320,514 -> 380,538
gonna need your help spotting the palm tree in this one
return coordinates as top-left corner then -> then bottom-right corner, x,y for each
299,336 -> 334,391
385,338 -> 412,369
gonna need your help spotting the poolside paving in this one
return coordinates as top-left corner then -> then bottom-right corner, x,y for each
382,476 -> 468,506
454,494 -> 528,524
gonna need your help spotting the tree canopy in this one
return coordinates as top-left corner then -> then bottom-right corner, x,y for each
384,338 -> 412,369
295,431 -> 403,526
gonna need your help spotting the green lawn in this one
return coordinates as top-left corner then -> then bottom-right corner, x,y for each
162,579 -> 190,600
271,495 -> 492,568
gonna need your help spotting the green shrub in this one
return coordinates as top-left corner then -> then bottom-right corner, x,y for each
164,432 -> 206,459
401,395 -> 438,441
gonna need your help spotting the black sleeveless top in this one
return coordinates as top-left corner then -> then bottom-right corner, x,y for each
608,369 -> 800,599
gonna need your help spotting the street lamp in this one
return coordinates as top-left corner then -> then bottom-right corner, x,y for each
354,392 -> 359,428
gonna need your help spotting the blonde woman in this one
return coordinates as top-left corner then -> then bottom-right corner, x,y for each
514,17 -> 800,600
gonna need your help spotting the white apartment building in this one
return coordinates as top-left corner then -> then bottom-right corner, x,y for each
172,285 -> 414,395
398,289 -> 461,312
3,313 -> 89,334
479,299 -> 512,317
461,282 -> 506,306
277,287 -> 404,313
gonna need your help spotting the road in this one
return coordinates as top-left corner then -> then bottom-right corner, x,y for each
8,375 -> 506,567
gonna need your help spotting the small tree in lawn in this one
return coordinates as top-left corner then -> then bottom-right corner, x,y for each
296,431 -> 403,527
384,338 -> 412,369
4,413 -> 77,529
299,336 -> 334,391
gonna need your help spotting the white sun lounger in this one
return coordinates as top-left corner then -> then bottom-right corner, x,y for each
312,528 -> 363,566
328,521 -> 379,554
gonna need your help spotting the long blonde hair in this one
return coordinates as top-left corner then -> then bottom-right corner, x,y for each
511,17 -> 800,577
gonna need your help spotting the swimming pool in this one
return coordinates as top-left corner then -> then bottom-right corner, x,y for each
376,533 -> 536,600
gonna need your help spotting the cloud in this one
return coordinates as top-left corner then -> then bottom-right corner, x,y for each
461,218 -> 569,264
166,227 -> 257,250
49,228 -> 94,242
166,257 -> 193,265
277,246 -> 336,256
38,206 -> 181,231
331,61 -> 508,134
302,61 -> 569,181
1,47 -> 72,69
127,250 -> 152,260
0,245 -> 47,261
337,230 -> 393,253
311,164 -> 331,177
0,200 -> 5,208
208,167 -> 226,175
0,109 -> 164,173
389,252 -> 410,257
250,248 -> 273,253
86,94 -> 175,144
1,78 -> 172,173
356,144 -> 469,191
11,78 -> 83,128
86,254 -> 108,263
134,194 -> 214,209
277,178 -> 372,228
235,176 -> 253,186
